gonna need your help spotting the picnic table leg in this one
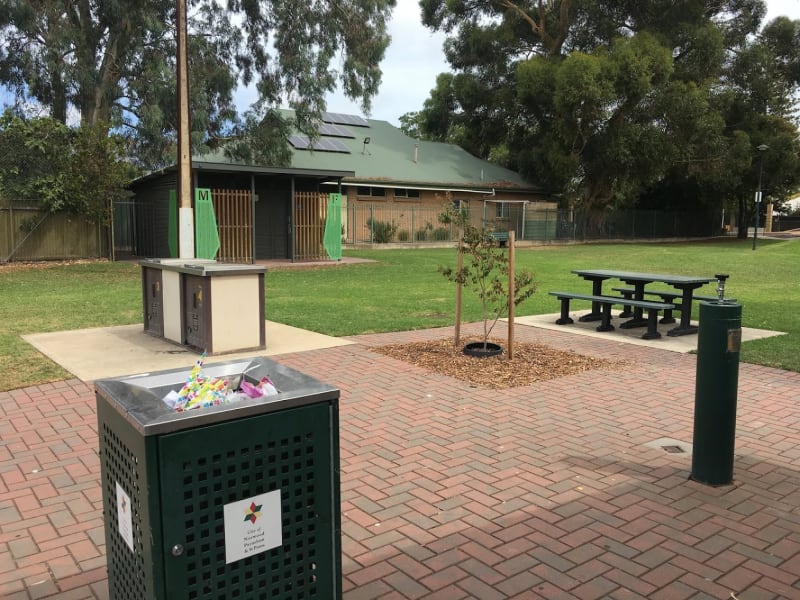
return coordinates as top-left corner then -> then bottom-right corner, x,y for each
650,292 -> 676,324
667,288 -> 700,336
596,303 -> 614,332
578,278 -> 605,322
618,290 -> 634,318
619,281 -> 649,329
555,298 -> 574,325
641,309 -> 662,339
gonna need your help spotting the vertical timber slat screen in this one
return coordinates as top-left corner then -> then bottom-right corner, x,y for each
294,192 -> 327,261
211,189 -> 253,263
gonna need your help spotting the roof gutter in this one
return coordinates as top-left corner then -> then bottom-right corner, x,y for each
319,181 -> 498,195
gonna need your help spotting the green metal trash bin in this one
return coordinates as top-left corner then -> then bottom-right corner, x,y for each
95,357 -> 341,600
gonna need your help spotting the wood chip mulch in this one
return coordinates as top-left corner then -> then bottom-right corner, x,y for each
370,336 -> 629,389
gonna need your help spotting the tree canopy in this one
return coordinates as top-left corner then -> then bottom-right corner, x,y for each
0,109 -> 132,223
0,0 -> 396,169
411,0 -> 800,229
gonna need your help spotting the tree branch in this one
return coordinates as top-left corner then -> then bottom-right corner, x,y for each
495,0 -> 572,55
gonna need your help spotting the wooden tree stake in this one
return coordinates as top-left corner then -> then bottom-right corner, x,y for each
454,246 -> 463,347
508,230 -> 516,360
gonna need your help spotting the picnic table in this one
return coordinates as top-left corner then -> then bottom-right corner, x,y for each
571,269 -> 717,336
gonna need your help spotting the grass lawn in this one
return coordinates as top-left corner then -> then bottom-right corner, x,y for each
0,237 -> 797,391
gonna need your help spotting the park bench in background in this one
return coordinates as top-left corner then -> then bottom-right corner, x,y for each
488,231 -> 509,247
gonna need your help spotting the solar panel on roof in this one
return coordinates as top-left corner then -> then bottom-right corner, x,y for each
289,135 -> 311,149
321,111 -> 369,127
319,123 -> 355,138
288,135 -> 350,153
313,138 -> 351,152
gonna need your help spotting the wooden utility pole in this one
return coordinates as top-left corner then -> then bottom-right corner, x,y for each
177,0 -> 194,258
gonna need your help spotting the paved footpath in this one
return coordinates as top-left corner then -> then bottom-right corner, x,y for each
2,322 -> 800,599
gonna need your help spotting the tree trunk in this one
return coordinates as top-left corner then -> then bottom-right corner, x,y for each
736,195 -> 749,239
75,9 -> 130,131
581,177 -> 615,236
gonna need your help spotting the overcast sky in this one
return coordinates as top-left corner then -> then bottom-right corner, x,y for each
322,0 -> 800,126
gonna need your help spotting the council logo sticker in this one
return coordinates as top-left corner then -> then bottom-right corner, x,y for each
223,490 -> 282,564
116,482 -> 134,552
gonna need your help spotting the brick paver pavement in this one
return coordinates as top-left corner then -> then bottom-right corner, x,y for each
2,321 -> 800,599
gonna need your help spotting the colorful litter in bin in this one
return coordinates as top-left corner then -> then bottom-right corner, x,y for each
162,354 -> 278,411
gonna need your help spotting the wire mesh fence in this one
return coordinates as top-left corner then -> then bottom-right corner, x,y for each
344,203 -> 725,244
1,200 -> 730,263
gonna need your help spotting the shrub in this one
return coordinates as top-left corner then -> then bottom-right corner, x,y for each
416,222 -> 434,241
433,227 -> 450,241
366,218 -> 398,243
397,229 -> 410,241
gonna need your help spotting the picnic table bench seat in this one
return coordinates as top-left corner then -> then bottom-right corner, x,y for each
488,231 -> 509,246
548,291 -> 675,340
611,287 -> 733,323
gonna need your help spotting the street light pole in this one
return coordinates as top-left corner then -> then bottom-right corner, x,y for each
752,144 -> 768,251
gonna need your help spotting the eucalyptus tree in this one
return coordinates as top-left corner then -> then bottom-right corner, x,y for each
642,11 -> 800,236
412,0 -> 799,223
0,0 -> 395,169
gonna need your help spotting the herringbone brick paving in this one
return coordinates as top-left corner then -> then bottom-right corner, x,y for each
2,322 -> 800,599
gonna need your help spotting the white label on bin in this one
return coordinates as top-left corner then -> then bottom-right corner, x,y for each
224,489 -> 282,564
116,482 -> 134,552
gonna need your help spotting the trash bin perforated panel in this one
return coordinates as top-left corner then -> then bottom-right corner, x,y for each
96,357 -> 340,600
159,403 -> 336,599
98,398 -> 164,600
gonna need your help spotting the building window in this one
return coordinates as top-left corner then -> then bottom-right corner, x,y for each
357,187 -> 386,198
452,199 -> 469,211
496,202 -> 510,218
394,188 -> 421,199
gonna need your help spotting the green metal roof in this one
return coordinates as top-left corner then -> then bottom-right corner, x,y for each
189,111 -> 539,193
285,116 -> 538,192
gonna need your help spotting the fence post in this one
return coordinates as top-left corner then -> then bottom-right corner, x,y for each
348,202 -> 354,244
545,209 -> 550,242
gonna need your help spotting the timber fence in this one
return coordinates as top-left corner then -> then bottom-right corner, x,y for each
1,206 -> 106,263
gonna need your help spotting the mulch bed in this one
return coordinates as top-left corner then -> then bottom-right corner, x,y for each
370,336 -> 628,389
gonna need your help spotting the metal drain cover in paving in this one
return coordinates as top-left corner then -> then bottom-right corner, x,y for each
644,437 -> 693,456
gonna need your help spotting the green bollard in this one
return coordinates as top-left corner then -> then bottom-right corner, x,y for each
691,275 -> 742,486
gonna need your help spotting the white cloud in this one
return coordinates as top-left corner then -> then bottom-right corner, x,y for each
323,0 -> 449,125
766,0 -> 800,20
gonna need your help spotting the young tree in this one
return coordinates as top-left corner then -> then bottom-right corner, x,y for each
438,203 -> 536,353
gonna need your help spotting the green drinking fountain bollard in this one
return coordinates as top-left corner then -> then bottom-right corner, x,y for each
690,274 -> 742,486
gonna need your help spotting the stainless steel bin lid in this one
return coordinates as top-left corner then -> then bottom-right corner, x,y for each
95,357 -> 338,435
